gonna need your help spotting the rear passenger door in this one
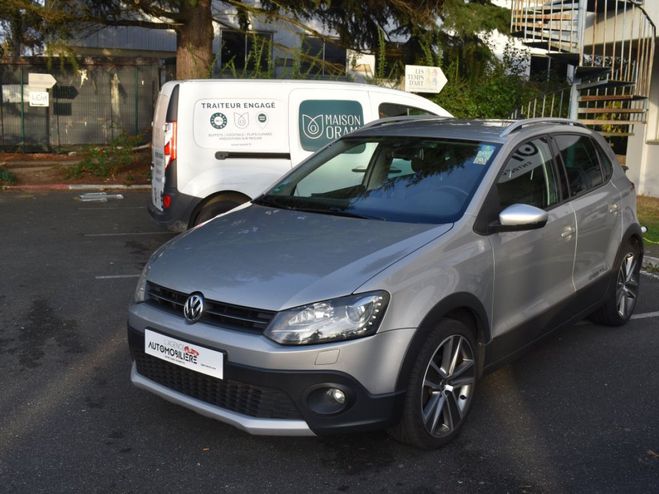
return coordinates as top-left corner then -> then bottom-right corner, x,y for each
552,134 -> 621,295
489,138 -> 577,339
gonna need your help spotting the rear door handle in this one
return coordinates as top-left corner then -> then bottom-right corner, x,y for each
609,203 -> 619,215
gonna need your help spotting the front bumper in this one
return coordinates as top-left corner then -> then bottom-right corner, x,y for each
128,325 -> 406,435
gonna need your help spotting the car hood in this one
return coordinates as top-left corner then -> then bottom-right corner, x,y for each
148,204 -> 452,311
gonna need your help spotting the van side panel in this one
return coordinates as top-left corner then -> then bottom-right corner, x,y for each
175,82 -> 293,202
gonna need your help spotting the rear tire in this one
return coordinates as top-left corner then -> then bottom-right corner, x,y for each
191,193 -> 249,227
389,318 -> 477,449
589,238 -> 642,326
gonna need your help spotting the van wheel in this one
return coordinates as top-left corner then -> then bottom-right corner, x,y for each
389,319 -> 477,449
191,193 -> 249,227
589,238 -> 642,326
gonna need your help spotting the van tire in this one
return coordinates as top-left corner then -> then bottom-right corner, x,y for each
190,193 -> 249,227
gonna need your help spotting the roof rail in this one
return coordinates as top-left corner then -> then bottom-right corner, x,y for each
500,118 -> 586,137
360,114 -> 450,130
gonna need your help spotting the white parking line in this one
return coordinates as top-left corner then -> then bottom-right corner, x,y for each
95,274 -> 140,279
84,232 -> 171,237
631,311 -> 659,320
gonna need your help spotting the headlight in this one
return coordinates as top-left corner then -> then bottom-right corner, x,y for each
265,291 -> 389,345
133,262 -> 151,303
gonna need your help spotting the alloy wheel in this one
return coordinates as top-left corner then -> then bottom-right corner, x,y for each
420,334 -> 475,438
616,252 -> 640,319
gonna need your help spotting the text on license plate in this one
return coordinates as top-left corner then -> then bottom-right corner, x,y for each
144,329 -> 224,379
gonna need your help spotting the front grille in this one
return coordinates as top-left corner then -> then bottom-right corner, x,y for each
134,348 -> 302,420
146,282 -> 275,332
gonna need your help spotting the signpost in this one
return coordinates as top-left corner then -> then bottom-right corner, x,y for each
27,73 -> 56,108
28,73 -> 57,89
404,65 -> 448,94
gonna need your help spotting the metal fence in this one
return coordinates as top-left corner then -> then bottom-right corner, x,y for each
0,58 -> 167,150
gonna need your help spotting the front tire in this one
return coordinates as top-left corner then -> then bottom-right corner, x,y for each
389,319 -> 477,449
589,238 -> 642,326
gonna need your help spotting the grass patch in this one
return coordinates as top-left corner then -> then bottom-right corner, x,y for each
0,167 -> 17,185
66,134 -> 144,180
638,195 -> 659,245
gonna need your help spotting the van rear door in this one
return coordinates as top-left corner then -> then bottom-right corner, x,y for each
288,88 -> 373,165
151,83 -> 178,211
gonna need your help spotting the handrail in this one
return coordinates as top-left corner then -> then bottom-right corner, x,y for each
500,118 -> 587,137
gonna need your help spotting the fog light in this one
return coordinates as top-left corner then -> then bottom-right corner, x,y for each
328,388 -> 346,405
307,386 -> 350,415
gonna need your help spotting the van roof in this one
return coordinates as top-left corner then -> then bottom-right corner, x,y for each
164,79 -> 420,94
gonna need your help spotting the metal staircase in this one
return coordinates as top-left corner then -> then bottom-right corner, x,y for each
511,0 -> 656,137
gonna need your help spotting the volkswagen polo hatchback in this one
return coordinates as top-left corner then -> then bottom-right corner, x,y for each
128,117 -> 643,449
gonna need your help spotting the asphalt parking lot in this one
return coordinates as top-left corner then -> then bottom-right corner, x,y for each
1,190 -> 658,493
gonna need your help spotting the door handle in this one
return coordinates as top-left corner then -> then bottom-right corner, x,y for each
561,225 -> 575,239
609,203 -> 619,215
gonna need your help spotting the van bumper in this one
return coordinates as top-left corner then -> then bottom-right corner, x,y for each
148,190 -> 199,232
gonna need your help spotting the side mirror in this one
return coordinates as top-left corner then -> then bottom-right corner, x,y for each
489,204 -> 548,233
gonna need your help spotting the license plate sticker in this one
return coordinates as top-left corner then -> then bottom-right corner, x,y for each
144,329 -> 224,380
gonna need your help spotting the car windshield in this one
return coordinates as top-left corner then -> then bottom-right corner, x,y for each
255,137 -> 500,224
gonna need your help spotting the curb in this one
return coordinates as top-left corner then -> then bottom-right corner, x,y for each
2,184 -> 150,191
643,255 -> 659,270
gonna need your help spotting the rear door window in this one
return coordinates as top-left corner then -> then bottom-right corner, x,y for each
554,135 -> 604,196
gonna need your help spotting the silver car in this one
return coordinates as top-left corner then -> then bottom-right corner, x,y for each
128,117 -> 643,449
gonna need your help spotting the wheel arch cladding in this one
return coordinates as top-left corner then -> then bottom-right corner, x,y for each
395,292 -> 490,391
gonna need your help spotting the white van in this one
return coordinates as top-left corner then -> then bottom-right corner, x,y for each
149,79 -> 451,231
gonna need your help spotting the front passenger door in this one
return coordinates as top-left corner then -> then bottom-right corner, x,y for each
489,138 -> 577,340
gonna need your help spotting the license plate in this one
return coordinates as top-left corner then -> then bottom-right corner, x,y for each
144,329 -> 224,379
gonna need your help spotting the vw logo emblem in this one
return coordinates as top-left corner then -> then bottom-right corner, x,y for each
183,293 -> 205,323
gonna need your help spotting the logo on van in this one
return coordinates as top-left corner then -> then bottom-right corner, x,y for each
299,100 -> 364,152
302,114 -> 324,140
210,112 -> 228,130
234,112 -> 249,129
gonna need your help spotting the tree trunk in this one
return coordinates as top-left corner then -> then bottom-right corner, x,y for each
176,0 -> 214,79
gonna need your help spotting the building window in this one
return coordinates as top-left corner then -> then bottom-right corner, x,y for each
221,30 -> 273,72
300,36 -> 346,76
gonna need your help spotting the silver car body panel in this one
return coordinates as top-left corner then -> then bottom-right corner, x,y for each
148,205 -> 453,311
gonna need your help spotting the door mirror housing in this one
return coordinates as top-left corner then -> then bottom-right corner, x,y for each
489,203 -> 549,233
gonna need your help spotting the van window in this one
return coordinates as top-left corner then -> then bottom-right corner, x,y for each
299,100 -> 364,152
554,135 -> 604,196
379,103 -> 434,118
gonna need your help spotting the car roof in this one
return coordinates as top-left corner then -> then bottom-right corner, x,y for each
350,117 -> 591,143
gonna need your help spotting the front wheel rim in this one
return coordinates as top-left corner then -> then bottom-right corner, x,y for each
616,252 -> 639,319
420,334 -> 475,438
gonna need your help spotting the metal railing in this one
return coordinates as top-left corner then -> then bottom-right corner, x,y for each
510,0 -> 656,136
